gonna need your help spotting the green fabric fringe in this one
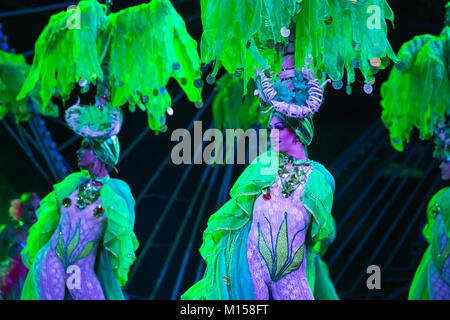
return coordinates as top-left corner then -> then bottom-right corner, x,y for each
200,0 -> 397,93
212,73 -> 268,131
17,0 -> 202,132
381,26 -> 450,152
17,0 -> 108,112
0,50 -> 56,122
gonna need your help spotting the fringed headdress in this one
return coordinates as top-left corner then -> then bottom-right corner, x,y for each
254,42 -> 330,120
65,96 -> 122,168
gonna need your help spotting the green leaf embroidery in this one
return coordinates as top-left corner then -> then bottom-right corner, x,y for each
74,240 -> 97,263
257,212 -> 307,282
55,229 -> 65,264
275,212 -> 289,276
66,223 -> 80,262
257,223 -> 273,276
282,243 -> 305,278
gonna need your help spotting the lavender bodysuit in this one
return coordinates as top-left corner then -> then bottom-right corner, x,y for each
247,164 -> 312,300
429,215 -> 450,299
32,180 -> 106,300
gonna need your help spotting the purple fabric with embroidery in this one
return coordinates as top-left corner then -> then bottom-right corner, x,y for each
247,168 -> 313,299
32,185 -> 106,299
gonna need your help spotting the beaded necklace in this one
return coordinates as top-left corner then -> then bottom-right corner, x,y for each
62,179 -> 104,218
76,180 -> 102,210
262,154 -> 311,199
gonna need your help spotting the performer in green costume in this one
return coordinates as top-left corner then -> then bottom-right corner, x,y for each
408,121 -> 450,300
21,101 -> 138,300
380,2 -> 449,300
182,39 -> 338,300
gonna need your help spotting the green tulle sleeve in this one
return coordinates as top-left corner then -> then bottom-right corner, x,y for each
313,254 -> 339,300
107,0 -> 202,132
409,187 -> 449,300
302,161 -> 336,254
408,246 -> 431,300
101,178 -> 139,287
381,26 -> 450,151
16,0 -> 108,110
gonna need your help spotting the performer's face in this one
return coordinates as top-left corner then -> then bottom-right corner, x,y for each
77,141 -> 97,170
23,196 -> 39,225
439,160 -> 450,180
269,115 -> 298,153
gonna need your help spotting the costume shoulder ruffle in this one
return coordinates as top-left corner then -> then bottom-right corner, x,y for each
100,179 -> 139,286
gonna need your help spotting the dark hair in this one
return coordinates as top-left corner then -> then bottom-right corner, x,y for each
270,112 -> 314,146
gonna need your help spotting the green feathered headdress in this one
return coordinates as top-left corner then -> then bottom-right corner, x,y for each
65,99 -> 122,167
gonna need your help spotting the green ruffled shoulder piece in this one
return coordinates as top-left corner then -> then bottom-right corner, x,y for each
107,0 -> 202,132
17,0 -> 108,110
381,26 -> 450,151
302,160 -> 336,255
423,187 -> 450,243
21,171 -> 138,290
21,172 -> 85,269
212,73 -> 267,131
0,50 -> 56,122
201,0 -> 397,93
99,178 -> 139,286
17,0 -> 202,132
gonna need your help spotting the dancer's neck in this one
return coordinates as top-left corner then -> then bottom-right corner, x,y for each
284,142 -> 308,161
